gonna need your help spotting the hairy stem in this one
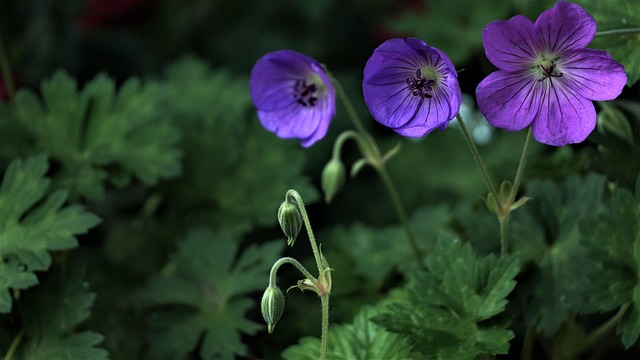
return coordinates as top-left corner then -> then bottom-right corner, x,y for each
286,190 -> 324,275
455,113 -> 498,199
508,128 -> 533,204
333,77 -> 424,268
596,28 -> 640,37
374,164 -> 425,268
4,328 -> 25,360
0,33 -> 15,100
499,215 -> 510,256
521,326 -> 535,360
268,257 -> 316,288
320,295 -> 330,360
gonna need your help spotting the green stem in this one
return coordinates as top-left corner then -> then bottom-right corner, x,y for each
499,215 -> 510,256
571,303 -> 631,357
333,77 -> 424,267
455,113 -> 499,200
521,325 -> 535,360
596,28 -> 640,37
508,128 -> 533,204
0,33 -> 15,100
269,257 -> 316,288
331,130 -> 362,160
375,164 -> 425,268
320,295 -> 330,360
287,190 -> 324,275
4,328 -> 24,360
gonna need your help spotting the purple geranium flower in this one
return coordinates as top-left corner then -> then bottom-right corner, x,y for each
476,1 -> 627,146
363,38 -> 462,137
250,50 -> 336,147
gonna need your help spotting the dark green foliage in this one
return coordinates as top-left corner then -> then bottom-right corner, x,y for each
577,0 -> 640,86
10,71 -> 182,200
138,228 -> 284,359
155,58 -> 318,234
374,235 -> 519,360
511,174 -> 607,335
0,155 -> 101,313
580,187 -> 640,347
282,305 -> 414,359
13,265 -> 108,360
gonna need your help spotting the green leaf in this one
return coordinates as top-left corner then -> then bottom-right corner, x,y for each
156,57 -> 318,234
13,70 -> 182,200
282,305 -> 414,360
15,265 -> 108,360
577,0 -> 640,86
139,228 -> 284,360
0,155 -> 101,313
580,188 -> 640,347
510,174 -> 607,336
375,234 -> 519,359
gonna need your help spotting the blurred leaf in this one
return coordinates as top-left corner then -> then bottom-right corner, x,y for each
282,305 -> 415,360
580,188 -> 640,347
513,174 -> 607,335
156,57 -> 318,234
0,155 -> 101,313
139,228 -> 284,360
598,101 -> 634,144
387,0 -> 511,64
12,70 -> 182,200
375,234 -> 519,360
14,265 -> 108,360
577,0 -> 640,86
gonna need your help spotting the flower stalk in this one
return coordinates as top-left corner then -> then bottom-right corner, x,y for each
264,190 -> 332,360
333,77 -> 425,269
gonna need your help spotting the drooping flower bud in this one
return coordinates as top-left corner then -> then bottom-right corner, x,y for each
321,158 -> 346,203
261,286 -> 285,334
278,201 -> 302,246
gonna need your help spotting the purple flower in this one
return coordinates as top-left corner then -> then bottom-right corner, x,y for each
363,38 -> 462,137
476,1 -> 627,146
250,50 -> 336,147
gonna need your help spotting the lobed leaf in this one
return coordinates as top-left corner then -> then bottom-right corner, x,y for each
0,155 -> 101,313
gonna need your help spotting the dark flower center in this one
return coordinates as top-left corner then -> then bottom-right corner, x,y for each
293,79 -> 319,107
537,59 -> 563,82
406,69 -> 435,99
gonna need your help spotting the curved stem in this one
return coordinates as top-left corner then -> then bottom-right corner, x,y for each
375,164 -> 425,268
286,190 -> 324,275
596,28 -> 640,37
455,113 -> 499,200
320,295 -> 330,360
508,128 -> 533,204
269,257 -> 316,288
0,33 -> 15,100
570,303 -> 631,357
4,328 -> 25,360
331,130 -> 362,160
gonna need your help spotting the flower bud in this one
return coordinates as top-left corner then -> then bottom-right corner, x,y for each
321,158 -> 346,203
278,201 -> 303,246
261,286 -> 285,334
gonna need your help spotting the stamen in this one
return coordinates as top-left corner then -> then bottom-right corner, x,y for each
406,69 -> 434,99
293,79 -> 320,107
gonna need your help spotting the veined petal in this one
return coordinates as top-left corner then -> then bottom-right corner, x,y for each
534,2 -> 596,54
560,48 -> 627,101
250,50 -> 315,111
364,80 -> 422,129
394,87 -> 457,137
482,15 -> 538,71
476,70 -> 541,131
531,81 -> 596,146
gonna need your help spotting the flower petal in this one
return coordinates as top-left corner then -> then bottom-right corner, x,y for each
560,49 -> 627,101
476,70 -> 541,131
531,81 -> 596,146
250,50 -> 316,112
482,15 -> 538,71
394,88 -> 457,137
534,2 -> 596,54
